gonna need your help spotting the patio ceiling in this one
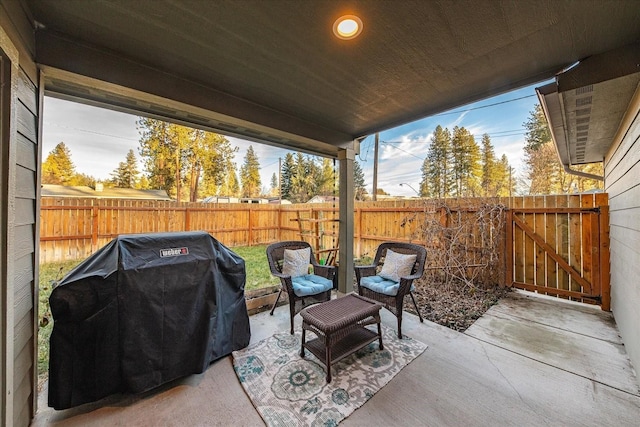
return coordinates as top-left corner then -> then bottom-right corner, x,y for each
23,0 -> 640,157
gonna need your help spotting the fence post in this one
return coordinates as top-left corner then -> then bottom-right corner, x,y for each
356,206 -> 362,258
277,206 -> 281,241
92,205 -> 99,251
599,205 -> 611,311
504,208 -> 513,287
248,208 -> 253,246
185,206 -> 191,231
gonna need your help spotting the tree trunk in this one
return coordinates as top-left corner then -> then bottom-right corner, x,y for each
175,149 -> 181,202
190,166 -> 201,202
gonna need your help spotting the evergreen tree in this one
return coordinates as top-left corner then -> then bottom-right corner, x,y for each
110,149 -> 139,188
451,126 -> 481,197
523,106 -> 564,194
290,152 -> 310,203
240,145 -> 261,197
420,125 -> 452,197
495,154 -> 513,197
318,158 -> 336,196
480,134 -> 498,196
42,142 -> 76,185
354,160 -> 367,201
287,152 -> 323,203
270,172 -> 279,197
280,153 -> 295,201
218,160 -> 240,197
523,104 -> 551,151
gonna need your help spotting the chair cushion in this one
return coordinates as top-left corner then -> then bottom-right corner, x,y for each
291,274 -> 333,297
360,275 -> 415,296
379,249 -> 417,282
282,247 -> 311,278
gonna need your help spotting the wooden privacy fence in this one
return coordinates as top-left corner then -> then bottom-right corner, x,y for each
40,194 -> 610,308
507,193 -> 610,309
39,198 -> 341,263
39,197 -> 481,263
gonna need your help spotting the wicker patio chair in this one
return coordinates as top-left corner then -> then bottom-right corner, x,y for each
355,242 -> 426,338
266,241 -> 336,334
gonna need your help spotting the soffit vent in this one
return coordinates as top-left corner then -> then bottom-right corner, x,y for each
575,85 -> 594,95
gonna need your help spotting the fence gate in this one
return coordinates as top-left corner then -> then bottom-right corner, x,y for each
505,194 -> 610,310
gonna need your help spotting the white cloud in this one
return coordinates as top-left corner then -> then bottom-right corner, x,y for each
446,111 -> 469,128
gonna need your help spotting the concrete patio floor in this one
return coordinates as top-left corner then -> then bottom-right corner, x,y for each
32,290 -> 640,426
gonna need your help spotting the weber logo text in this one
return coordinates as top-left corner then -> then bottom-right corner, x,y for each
160,247 -> 189,257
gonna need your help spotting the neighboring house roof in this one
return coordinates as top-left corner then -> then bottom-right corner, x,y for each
41,184 -> 172,200
307,196 -> 339,203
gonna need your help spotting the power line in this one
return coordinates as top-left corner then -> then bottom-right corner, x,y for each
483,128 -> 526,135
382,129 -> 526,144
43,121 -> 139,142
259,159 -> 281,170
380,141 -> 426,161
358,135 -> 373,162
431,94 -> 536,116
474,132 -> 525,139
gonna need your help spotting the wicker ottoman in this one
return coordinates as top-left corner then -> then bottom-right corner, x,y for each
300,293 -> 383,382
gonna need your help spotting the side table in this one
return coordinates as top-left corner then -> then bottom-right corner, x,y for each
300,293 -> 383,382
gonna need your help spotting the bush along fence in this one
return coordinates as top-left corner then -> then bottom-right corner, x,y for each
40,194 -> 610,306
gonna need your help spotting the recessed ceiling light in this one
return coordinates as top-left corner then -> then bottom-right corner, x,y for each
333,15 -> 363,40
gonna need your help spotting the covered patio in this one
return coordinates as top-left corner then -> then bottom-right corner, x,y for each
32,290 -> 640,426
1,1 -> 640,425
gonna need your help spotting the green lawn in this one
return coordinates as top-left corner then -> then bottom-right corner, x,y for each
37,245 -> 279,380
231,245 -> 280,291
38,260 -> 81,383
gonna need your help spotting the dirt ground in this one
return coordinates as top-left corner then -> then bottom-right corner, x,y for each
407,278 -> 511,332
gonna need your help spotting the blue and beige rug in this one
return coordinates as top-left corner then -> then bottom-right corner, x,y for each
232,325 -> 427,426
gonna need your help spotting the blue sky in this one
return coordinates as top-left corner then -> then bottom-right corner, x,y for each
42,80 -> 551,197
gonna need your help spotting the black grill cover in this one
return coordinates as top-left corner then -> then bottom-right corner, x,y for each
48,231 -> 251,409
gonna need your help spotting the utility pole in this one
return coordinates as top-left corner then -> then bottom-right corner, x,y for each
278,157 -> 282,202
372,133 -> 379,201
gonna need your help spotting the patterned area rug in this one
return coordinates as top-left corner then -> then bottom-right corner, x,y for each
232,325 -> 427,426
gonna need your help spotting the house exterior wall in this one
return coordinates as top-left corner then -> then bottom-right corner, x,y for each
1,1 -> 39,425
605,82 -> 640,375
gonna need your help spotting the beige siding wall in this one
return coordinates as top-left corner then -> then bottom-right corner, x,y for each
605,83 -> 640,374
1,2 -> 39,425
